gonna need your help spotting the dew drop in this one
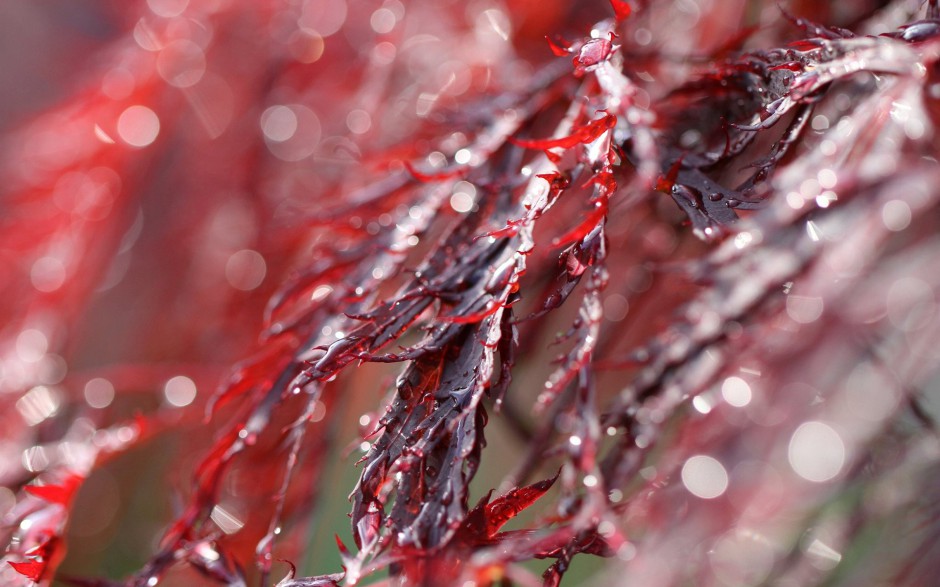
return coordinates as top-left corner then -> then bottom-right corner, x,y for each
617,542 -> 637,560
450,190 -> 475,214
147,0 -> 189,18
881,200 -> 911,232
603,293 -> 629,321
346,109 -> 372,134
117,105 -> 160,147
788,421 -> 844,482
84,378 -> 116,409
164,375 -> 197,407
786,295 -> 824,324
311,285 -> 333,301
370,7 -> 397,34
733,231 -> 753,249
31,256 -> 67,292
721,376 -> 752,407
156,40 -> 206,88
805,537 -> 843,570
261,106 -> 298,142
681,455 -> 728,499
16,386 -> 62,426
225,249 -> 266,291
210,504 -> 245,534
692,395 -> 713,414
16,329 -> 49,362
709,528 -> 776,585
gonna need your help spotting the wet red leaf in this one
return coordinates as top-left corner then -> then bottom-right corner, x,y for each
510,113 -> 616,150
546,35 -> 573,56
24,474 -> 84,507
573,35 -> 616,71
609,0 -> 632,21
483,473 -> 558,536
403,161 -> 468,182
9,560 -> 44,582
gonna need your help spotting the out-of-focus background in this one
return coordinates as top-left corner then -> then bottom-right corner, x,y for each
0,2 -> 119,133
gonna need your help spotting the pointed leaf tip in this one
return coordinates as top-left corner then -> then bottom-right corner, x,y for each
545,35 -> 572,57
610,0 -> 632,21
483,473 -> 559,536
24,473 -> 83,506
9,559 -> 44,582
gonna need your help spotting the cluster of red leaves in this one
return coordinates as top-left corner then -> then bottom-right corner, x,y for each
3,1 -> 940,586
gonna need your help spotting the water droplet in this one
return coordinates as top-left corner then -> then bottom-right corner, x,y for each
603,293 -> 629,322
811,114 -> 830,130
17,386 -> 62,426
881,200 -> 911,231
261,106 -> 298,142
449,181 -> 476,213
788,421 -> 844,482
164,375 -> 197,407
156,40 -> 206,88
733,231 -> 753,249
370,7 -> 397,34
709,528 -> 776,585
31,257 -> 67,292
16,329 -> 49,362
84,378 -> 115,409
311,285 -> 332,301
310,401 -> 326,422
786,295 -> 824,324
617,542 -> 637,560
118,105 -> 160,147
261,105 -> 321,161
692,395 -> 713,414
147,0 -> 189,18
681,455 -> 728,499
298,0 -> 348,38
346,109 -> 372,134
225,249 -> 266,291
721,376 -> 752,407
805,537 -> 843,570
